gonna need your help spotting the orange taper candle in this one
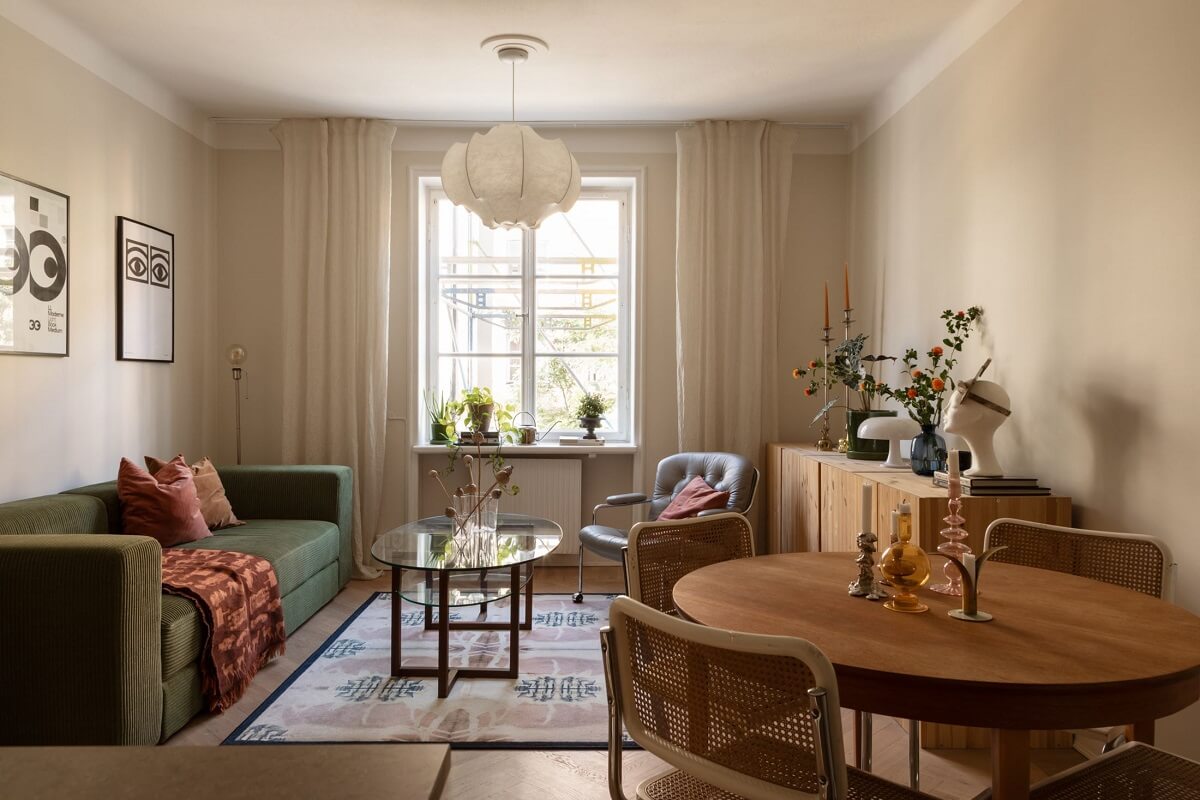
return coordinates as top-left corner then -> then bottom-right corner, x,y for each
843,262 -> 851,310
823,282 -> 830,328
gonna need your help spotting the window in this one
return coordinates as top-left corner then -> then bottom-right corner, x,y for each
419,176 -> 635,443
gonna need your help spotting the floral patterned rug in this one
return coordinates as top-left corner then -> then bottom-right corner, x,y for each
224,592 -> 618,747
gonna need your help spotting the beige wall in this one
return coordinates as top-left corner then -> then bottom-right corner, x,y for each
0,17 -> 216,501
848,0 -> 1200,754
214,130 -> 849,538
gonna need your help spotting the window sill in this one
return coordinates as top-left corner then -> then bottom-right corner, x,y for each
412,443 -> 638,455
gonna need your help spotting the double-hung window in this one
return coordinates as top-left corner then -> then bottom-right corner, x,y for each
419,176 -> 635,443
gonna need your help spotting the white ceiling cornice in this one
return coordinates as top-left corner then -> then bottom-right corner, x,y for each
851,0 -> 1026,151
0,0 -> 213,145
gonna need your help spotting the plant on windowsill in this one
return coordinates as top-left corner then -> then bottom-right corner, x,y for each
424,390 -> 455,444
575,392 -> 609,440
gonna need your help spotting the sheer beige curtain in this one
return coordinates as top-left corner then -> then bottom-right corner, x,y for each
675,120 -> 796,463
271,118 -> 396,579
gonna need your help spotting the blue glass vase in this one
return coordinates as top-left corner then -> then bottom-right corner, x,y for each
910,424 -> 947,476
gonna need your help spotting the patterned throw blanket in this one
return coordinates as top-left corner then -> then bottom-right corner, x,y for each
161,549 -> 287,712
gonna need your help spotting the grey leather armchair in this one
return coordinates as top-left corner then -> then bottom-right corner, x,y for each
573,452 -> 759,603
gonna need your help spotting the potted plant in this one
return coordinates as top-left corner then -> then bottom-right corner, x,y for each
575,392 -> 609,440
832,334 -> 897,460
460,386 -> 495,433
791,334 -> 896,459
424,390 -> 455,444
876,307 -> 984,475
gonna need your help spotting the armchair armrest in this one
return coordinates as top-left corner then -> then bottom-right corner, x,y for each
0,534 -> 162,745
592,493 -> 650,526
604,493 -> 649,507
216,465 -> 354,586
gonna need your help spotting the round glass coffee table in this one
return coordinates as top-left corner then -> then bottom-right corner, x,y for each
371,513 -> 562,697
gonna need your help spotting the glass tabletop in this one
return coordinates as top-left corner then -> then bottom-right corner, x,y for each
371,513 -> 563,572
372,513 -> 563,608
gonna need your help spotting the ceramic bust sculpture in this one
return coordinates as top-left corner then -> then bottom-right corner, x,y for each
943,360 -> 1012,477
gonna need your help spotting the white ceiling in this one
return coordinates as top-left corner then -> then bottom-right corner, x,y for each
33,0 -> 975,124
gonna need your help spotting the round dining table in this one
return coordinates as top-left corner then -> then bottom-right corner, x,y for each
672,551 -> 1200,800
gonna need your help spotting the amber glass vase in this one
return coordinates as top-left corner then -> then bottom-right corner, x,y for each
879,513 -> 932,613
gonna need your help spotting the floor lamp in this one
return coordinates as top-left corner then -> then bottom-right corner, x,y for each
226,344 -> 247,465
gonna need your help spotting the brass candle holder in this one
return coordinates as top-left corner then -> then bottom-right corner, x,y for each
816,326 -> 835,451
842,307 -> 854,427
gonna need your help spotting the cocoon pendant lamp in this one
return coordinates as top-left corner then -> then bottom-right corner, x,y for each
441,36 -> 581,231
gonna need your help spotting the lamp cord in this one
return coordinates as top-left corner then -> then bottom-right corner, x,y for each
511,61 -> 516,122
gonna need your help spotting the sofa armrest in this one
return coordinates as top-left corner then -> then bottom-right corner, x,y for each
0,534 -> 162,745
216,465 -> 354,587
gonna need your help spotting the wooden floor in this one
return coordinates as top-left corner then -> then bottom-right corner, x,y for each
168,566 -> 1082,799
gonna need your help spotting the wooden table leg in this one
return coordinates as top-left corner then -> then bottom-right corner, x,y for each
391,567 -> 402,676
437,569 -> 450,698
1127,720 -> 1155,745
508,565 -> 521,676
522,565 -> 534,631
990,729 -> 1031,800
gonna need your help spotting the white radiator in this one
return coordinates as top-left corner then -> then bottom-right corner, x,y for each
501,458 -> 582,554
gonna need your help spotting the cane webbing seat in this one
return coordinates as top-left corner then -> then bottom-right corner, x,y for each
984,519 -> 1174,600
639,766 -> 927,800
1023,742 -> 1200,800
627,513 -> 754,616
601,596 -> 935,800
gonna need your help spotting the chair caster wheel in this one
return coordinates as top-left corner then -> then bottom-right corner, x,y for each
572,592 -> 584,604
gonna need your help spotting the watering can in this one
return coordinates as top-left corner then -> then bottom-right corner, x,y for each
513,411 -> 555,445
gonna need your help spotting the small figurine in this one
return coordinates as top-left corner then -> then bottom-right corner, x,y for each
848,529 -> 889,601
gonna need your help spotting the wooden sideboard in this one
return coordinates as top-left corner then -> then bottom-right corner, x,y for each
766,443 -> 1074,750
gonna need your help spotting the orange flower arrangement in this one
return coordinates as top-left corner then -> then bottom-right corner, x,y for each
876,307 -> 983,427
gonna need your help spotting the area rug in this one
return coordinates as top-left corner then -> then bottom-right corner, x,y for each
225,592 -> 619,748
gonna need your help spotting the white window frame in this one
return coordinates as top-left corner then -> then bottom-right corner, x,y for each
417,175 -> 636,444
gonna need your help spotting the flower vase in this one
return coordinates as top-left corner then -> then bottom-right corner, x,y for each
846,409 -> 897,461
910,424 -> 946,476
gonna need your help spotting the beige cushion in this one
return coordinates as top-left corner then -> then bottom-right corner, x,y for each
146,455 -> 243,530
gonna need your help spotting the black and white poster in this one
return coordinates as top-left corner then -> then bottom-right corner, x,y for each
0,172 -> 69,356
118,217 -> 174,362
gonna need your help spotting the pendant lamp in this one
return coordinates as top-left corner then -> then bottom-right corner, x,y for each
441,36 -> 581,231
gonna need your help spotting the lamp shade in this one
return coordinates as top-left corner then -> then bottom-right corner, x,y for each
442,123 -> 581,230
858,416 -> 921,469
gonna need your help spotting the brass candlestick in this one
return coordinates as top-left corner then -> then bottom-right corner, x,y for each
842,307 -> 854,434
816,326 -> 834,450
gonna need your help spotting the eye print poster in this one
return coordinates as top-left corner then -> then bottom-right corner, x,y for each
0,172 -> 69,356
118,216 -> 174,362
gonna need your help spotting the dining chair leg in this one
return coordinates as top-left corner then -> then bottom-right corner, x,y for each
855,711 -> 873,771
572,545 -> 585,603
908,719 -> 920,790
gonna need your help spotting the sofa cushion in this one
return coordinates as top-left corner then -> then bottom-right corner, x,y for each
172,519 -> 340,596
160,594 -> 204,679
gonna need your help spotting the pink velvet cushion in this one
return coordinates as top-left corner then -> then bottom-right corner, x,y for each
657,475 -> 731,520
117,456 -> 212,547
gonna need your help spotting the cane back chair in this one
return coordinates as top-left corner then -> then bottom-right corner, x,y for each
977,741 -> 1200,800
984,518 -> 1177,753
625,512 -> 755,616
599,596 -> 936,800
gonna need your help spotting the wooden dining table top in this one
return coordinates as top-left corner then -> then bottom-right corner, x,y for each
672,551 -> 1200,730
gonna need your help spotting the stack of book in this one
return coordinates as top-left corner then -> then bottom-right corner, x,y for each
456,431 -> 501,445
558,436 -> 605,446
931,472 -> 1050,496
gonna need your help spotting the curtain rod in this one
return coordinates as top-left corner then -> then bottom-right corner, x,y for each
209,117 -> 849,130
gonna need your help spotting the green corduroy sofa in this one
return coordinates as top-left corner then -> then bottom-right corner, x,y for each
0,465 -> 352,745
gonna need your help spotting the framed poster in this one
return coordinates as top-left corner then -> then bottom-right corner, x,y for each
117,216 -> 174,362
0,171 -> 69,356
